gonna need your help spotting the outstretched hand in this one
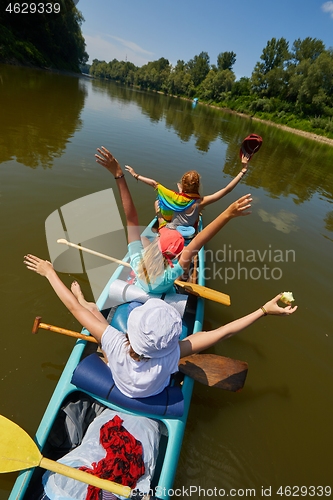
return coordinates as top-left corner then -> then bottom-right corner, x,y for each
241,153 -> 251,165
225,194 -> 252,218
263,293 -> 298,316
124,165 -> 137,177
24,254 -> 54,278
95,146 -> 123,178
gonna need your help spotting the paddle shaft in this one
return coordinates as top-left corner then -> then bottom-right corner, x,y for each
57,239 -> 230,306
40,457 -> 131,497
33,318 -> 248,391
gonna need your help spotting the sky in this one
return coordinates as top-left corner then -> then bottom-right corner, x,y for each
77,0 -> 333,79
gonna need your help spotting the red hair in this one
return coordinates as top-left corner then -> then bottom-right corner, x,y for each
180,170 -> 201,195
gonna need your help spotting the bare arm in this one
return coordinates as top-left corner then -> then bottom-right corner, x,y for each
23,255 -> 107,342
178,194 -> 252,272
179,294 -> 298,357
95,147 -> 140,243
125,165 -> 158,188
200,155 -> 249,209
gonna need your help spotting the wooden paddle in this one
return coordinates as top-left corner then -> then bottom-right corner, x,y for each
178,354 -> 248,392
33,317 -> 248,392
0,415 -> 162,499
56,238 -> 231,306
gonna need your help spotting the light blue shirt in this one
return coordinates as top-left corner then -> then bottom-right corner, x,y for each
128,240 -> 184,294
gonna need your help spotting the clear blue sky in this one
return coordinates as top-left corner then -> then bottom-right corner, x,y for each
77,0 -> 333,79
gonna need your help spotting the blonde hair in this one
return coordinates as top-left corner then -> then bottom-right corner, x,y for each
136,238 -> 169,284
180,170 -> 201,195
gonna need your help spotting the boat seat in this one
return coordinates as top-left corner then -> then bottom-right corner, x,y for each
71,302 -> 184,417
176,225 -> 195,240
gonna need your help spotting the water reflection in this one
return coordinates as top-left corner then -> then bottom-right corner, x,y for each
257,209 -> 299,234
324,210 -> 333,232
0,64 -> 87,168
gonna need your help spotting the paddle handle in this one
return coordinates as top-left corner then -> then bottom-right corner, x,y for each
33,317 -> 98,344
57,239 -> 231,306
40,457 -> 131,497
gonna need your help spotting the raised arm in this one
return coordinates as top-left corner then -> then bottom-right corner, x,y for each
95,147 -> 140,243
23,255 -> 107,342
125,165 -> 158,188
200,154 -> 250,209
178,194 -> 252,272
179,293 -> 298,357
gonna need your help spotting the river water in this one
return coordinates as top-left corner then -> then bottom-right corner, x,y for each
0,64 -> 333,499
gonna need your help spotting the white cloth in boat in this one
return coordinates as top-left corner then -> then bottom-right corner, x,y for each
128,240 -> 184,294
42,409 -> 160,500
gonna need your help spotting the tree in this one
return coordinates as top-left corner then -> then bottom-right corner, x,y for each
168,60 -> 194,96
259,37 -> 290,73
251,37 -> 290,97
285,37 -> 326,104
297,50 -> 333,112
200,69 -> 235,101
0,0 -> 88,70
134,58 -> 171,91
231,77 -> 251,96
217,51 -> 236,71
291,37 -> 325,64
187,52 -> 210,87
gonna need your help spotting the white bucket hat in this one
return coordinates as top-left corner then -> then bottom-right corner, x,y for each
127,299 -> 182,359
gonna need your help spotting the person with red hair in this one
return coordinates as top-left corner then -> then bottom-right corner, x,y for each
125,155 -> 250,232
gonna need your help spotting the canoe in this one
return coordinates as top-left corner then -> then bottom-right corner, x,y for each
9,219 -> 205,500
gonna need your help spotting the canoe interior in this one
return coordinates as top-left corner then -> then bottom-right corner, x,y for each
9,220 -> 205,500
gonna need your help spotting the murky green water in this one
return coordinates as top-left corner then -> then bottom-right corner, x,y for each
1,64 -> 333,499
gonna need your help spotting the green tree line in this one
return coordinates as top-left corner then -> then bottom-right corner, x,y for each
88,37 -> 333,138
0,0 -> 88,71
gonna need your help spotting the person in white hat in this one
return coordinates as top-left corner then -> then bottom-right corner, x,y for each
23,254 -> 297,399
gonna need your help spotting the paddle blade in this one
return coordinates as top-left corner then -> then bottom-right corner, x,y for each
178,354 -> 248,392
0,415 -> 41,473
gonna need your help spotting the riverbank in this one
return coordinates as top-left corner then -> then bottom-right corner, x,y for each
164,92 -> 333,147
203,102 -> 333,147
235,111 -> 333,146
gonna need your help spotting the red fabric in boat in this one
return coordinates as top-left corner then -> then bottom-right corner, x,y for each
79,415 -> 145,500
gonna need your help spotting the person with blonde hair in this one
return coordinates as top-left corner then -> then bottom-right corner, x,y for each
95,147 -> 251,294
